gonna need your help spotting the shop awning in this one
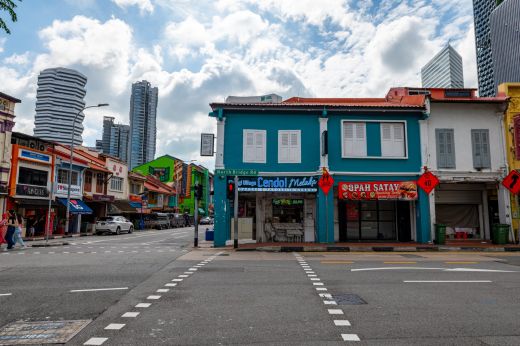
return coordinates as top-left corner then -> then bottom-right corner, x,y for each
57,198 -> 93,214
111,200 -> 137,213
13,198 -> 56,207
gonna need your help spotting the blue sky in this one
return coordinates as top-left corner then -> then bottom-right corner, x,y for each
0,0 -> 476,169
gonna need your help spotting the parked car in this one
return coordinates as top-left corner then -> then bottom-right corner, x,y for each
95,216 -> 134,235
167,213 -> 185,228
143,213 -> 171,230
199,216 -> 214,225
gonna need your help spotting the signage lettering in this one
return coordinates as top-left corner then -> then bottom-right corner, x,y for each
19,149 -> 50,163
234,176 -> 318,192
16,184 -> 49,197
338,181 -> 418,200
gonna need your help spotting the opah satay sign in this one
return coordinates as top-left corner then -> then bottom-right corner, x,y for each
338,181 -> 418,200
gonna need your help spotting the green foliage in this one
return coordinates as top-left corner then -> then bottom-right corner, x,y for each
0,0 -> 21,35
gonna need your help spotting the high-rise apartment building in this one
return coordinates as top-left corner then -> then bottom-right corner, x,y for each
128,80 -> 158,169
473,0 -> 498,96
490,0 -> 520,93
421,44 -> 464,88
100,116 -> 130,163
34,67 -> 87,145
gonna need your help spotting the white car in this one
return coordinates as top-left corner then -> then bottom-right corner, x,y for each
95,216 -> 134,235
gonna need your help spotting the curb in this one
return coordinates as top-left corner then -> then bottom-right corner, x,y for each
232,245 -> 520,253
31,242 -> 71,247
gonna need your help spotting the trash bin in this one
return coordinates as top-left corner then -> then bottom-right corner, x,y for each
492,224 -> 509,245
205,228 -> 214,241
434,224 -> 446,245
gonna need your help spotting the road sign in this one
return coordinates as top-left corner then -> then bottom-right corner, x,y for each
200,133 -> 215,156
417,171 -> 439,194
502,170 -> 520,195
215,168 -> 258,176
318,169 -> 334,195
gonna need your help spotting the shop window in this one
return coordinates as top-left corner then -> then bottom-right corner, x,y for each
342,122 -> 367,157
278,130 -> 301,163
243,129 -> 266,163
381,122 -> 406,157
57,169 -> 79,185
96,173 -> 104,193
130,183 -> 141,194
84,171 -> 92,192
110,177 -> 123,192
272,199 -> 303,223
471,129 -> 491,169
435,129 -> 456,169
343,200 -> 396,241
18,167 -> 48,186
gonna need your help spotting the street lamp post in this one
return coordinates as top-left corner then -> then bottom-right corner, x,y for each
64,103 -> 109,236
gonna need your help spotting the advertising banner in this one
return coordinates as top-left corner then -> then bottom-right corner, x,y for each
338,181 -> 418,200
235,176 -> 318,192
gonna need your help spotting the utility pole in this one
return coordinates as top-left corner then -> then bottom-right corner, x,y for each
233,175 -> 238,249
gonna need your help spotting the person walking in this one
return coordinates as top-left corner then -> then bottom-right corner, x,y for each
13,215 -> 26,249
0,213 -> 8,251
5,210 -> 18,250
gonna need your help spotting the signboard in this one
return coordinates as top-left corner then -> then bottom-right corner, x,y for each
215,168 -> 258,176
272,199 -> 304,206
19,149 -> 50,164
338,181 -> 418,200
200,133 -> 215,156
417,171 -> 439,194
56,183 -> 81,197
149,166 -> 170,182
16,184 -> 49,197
129,194 -> 142,202
502,170 -> 520,195
93,194 -> 115,202
235,176 -> 318,192
318,169 -> 334,195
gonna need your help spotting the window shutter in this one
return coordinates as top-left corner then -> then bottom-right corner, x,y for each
290,131 -> 301,163
354,123 -> 367,156
472,130 -> 482,168
255,131 -> 265,162
243,130 -> 255,162
343,122 -> 355,156
278,131 -> 289,162
381,123 -> 404,157
481,130 -> 490,168
436,129 -> 456,169
514,116 -> 520,160
472,129 -> 490,169
445,129 -> 455,168
393,123 -> 405,157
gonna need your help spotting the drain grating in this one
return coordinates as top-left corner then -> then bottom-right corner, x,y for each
0,320 -> 91,345
332,294 -> 367,305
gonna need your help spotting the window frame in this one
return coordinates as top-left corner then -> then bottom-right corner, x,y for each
110,176 -> 123,192
278,130 -> 302,163
471,129 -> 491,169
57,169 -> 79,186
380,122 -> 407,158
435,128 -> 456,169
243,129 -> 267,163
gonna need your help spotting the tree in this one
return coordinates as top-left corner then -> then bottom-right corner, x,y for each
0,0 -> 21,35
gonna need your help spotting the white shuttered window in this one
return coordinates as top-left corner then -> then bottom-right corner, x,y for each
243,130 -> 266,163
342,122 -> 367,157
278,130 -> 301,163
381,122 -> 406,157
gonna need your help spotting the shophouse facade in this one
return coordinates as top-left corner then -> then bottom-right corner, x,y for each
392,87 -> 510,241
498,83 -> 520,241
8,132 -> 55,237
0,92 -> 19,213
209,94 -> 429,247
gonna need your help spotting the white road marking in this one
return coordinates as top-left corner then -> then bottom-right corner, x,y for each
184,272 -> 193,274
445,268 -> 517,273
404,280 -> 493,283
310,278 -> 321,281
34,252 -> 40,254
165,283 -> 177,287
157,289 -> 169,293
324,300 -> 337,305
319,293 -> 332,299
172,279 -> 183,282
313,282 -> 324,286
136,303 -> 151,308
105,323 -> 125,330
316,287 -> 328,291
328,309 -> 344,315
179,275 -> 189,278
122,312 -> 140,318
63,251 -> 70,254
147,295 -> 161,300
188,268 -> 197,271
84,337 -> 108,345
308,274 -> 317,277
341,334 -> 360,341
0,293 -> 13,296
352,267 -> 444,272
334,320 -> 351,326
70,287 -> 129,293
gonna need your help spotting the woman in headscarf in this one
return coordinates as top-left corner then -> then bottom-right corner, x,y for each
0,213 -> 7,250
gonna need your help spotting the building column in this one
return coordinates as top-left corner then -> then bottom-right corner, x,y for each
428,190 -> 436,242
498,184 -> 512,227
319,117 -> 328,169
213,177 -> 228,247
317,189 -> 334,243
215,118 -> 226,170
482,189 -> 490,239
416,189 -> 431,243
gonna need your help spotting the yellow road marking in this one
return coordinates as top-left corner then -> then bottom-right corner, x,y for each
383,261 -> 417,264
445,261 -> 479,264
320,261 -> 354,264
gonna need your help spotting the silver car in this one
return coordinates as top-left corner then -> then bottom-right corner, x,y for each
95,216 -> 134,235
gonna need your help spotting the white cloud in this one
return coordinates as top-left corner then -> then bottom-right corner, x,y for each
3,52 -> 30,65
112,0 -> 154,14
0,37 -> 5,53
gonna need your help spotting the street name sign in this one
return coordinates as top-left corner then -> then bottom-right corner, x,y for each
215,168 -> 258,176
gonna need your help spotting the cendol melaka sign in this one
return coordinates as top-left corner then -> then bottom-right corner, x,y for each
235,176 -> 318,192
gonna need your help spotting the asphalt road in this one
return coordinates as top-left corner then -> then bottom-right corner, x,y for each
2,238 -> 520,345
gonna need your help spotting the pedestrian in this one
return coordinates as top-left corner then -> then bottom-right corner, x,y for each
0,213 -> 8,251
5,210 -> 18,250
183,212 -> 190,227
13,215 -> 26,249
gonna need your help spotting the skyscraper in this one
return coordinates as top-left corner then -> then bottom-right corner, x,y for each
421,44 -> 464,88
473,0 -> 498,96
100,116 -> 130,162
34,67 -> 87,145
128,80 -> 158,169
490,0 -> 520,93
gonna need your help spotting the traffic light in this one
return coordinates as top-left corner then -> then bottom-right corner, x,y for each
227,181 -> 235,200
194,184 -> 203,199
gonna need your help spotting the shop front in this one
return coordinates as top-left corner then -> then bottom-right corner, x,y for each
231,175 -> 319,243
337,180 -> 418,242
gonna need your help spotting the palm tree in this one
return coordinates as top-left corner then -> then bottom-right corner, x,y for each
0,0 -> 21,34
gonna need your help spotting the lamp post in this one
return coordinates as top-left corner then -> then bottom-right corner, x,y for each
64,103 -> 109,236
